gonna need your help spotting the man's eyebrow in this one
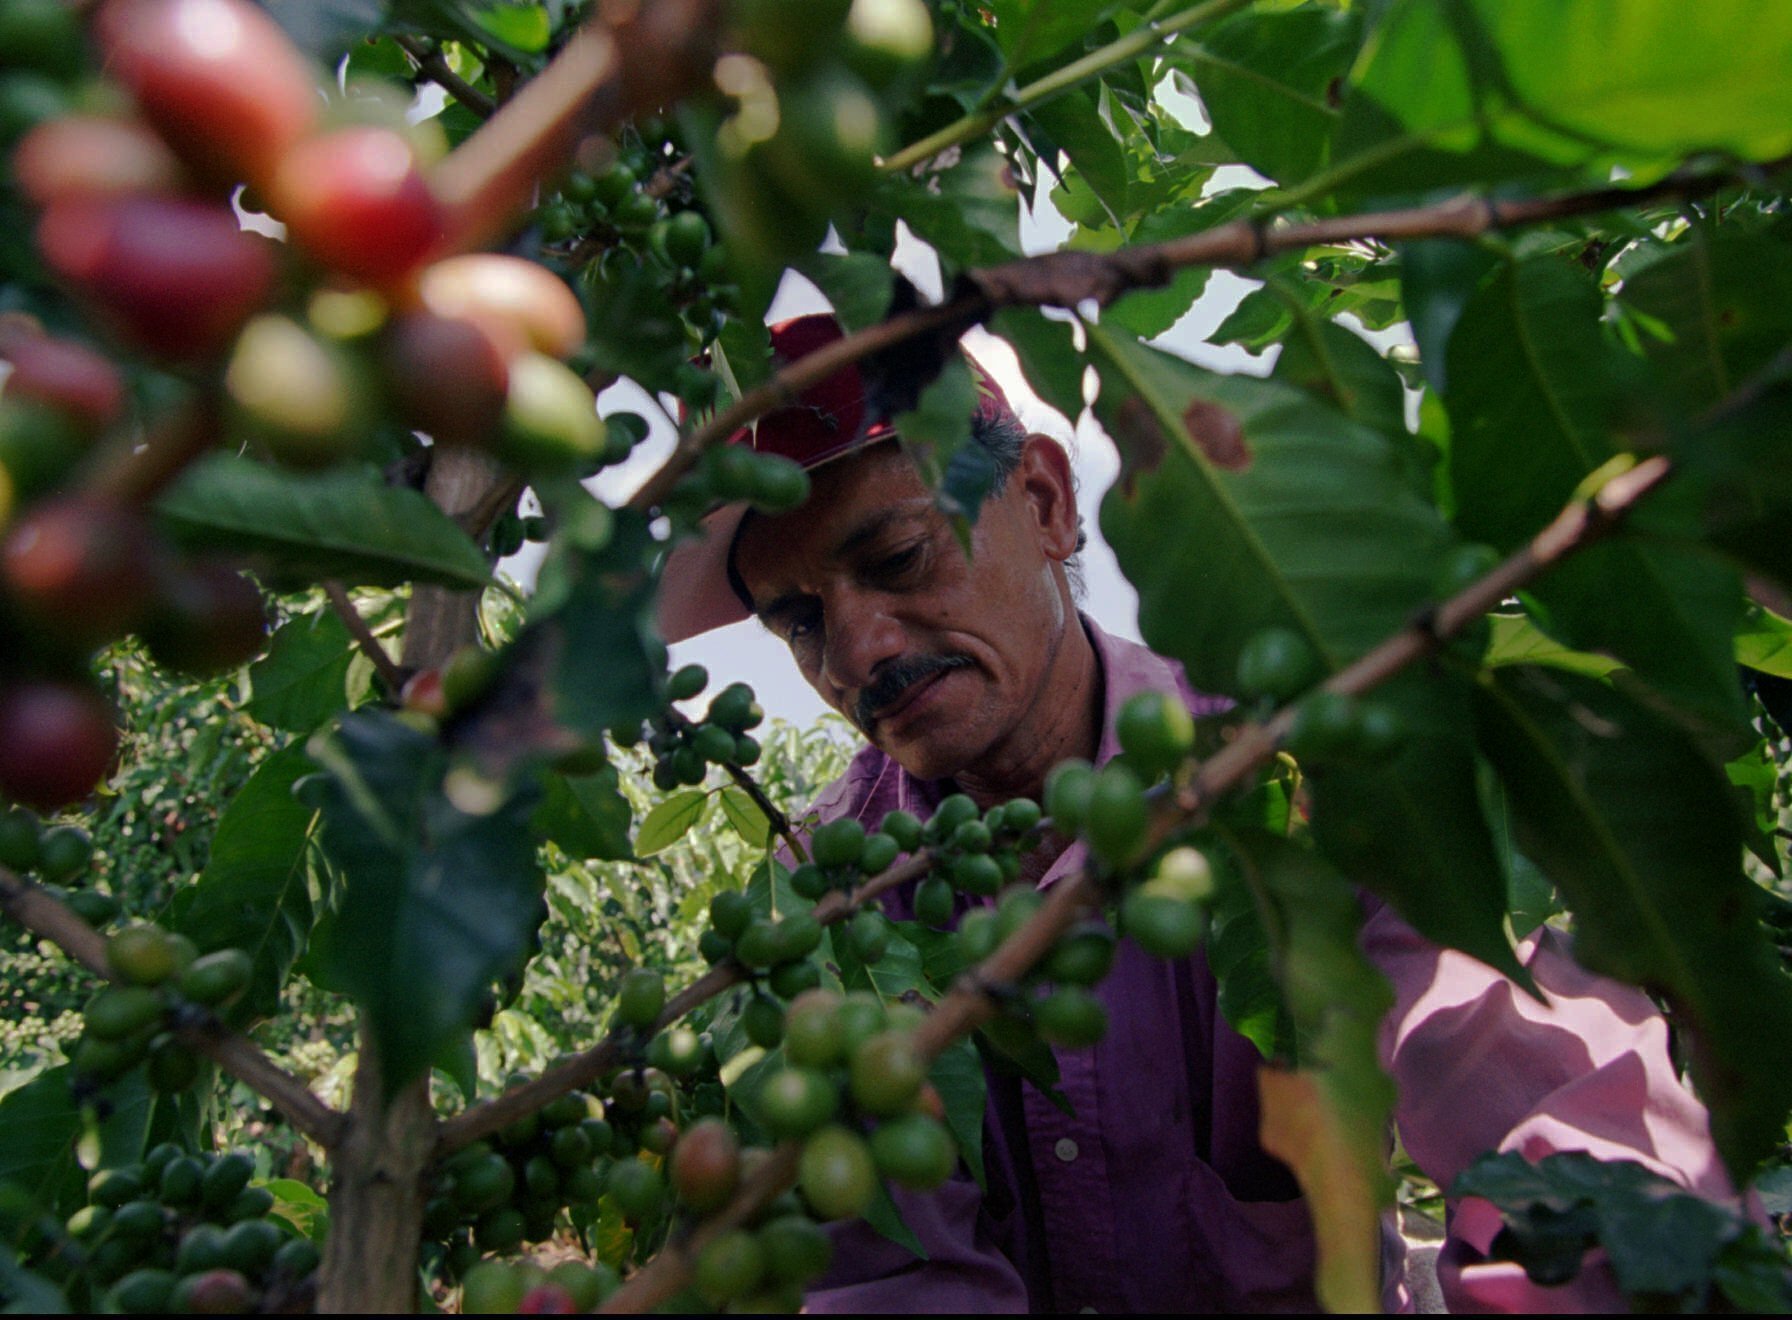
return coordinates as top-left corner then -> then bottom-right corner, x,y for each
832,504 -> 929,560
750,504 -> 933,629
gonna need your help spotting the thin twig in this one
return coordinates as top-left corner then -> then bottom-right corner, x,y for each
882,0 -> 1256,173
0,867 -> 346,1147
324,581 -> 407,692
662,710 -> 801,858
394,34 -> 497,118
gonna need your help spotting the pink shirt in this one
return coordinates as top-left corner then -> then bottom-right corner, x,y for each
801,618 -> 1734,1312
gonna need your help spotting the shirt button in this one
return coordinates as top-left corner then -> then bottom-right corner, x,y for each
1054,1138 -> 1079,1163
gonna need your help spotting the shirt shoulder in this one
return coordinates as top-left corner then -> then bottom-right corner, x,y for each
805,743 -> 904,829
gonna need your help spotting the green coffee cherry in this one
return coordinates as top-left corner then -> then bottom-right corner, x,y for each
1116,690 -> 1195,781
668,663 -> 709,701
615,968 -> 666,1030
1034,986 -> 1108,1048
1043,761 -> 1096,836
1236,627 -> 1324,704
810,818 -> 866,869
1084,762 -> 1149,866
870,1114 -> 956,1189
879,809 -> 923,852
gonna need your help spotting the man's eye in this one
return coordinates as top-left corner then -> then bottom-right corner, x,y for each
875,545 -> 922,579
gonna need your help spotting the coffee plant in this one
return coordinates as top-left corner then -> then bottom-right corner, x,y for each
2,0 -> 1791,1312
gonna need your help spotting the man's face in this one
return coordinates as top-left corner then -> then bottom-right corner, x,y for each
732,439 -> 1077,782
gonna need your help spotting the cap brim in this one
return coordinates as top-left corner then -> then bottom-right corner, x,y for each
656,501 -> 753,644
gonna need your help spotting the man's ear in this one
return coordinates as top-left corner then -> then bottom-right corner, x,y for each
1018,434 -> 1081,562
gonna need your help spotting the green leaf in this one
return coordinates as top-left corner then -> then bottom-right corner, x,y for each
1206,855 -> 1292,1060
1028,89 -> 1129,220
246,610 -> 361,733
1090,330 -> 1518,970
1307,673 -> 1525,981
0,1067 -> 153,1215
1173,6 -> 1359,186
985,0 -> 1113,71
264,1177 -> 329,1243
525,510 -> 664,738
1220,829 -> 1395,1315
1484,613 -> 1621,677
1093,326 -> 1452,687
167,742 -> 321,1025
894,357 -> 992,529
1616,233 -> 1792,410
634,790 -> 709,857
927,1038 -> 987,1191
800,252 -> 894,333
1736,604 -> 1792,679
880,142 -> 1021,274
1446,257 -> 1746,728
1475,667 -> 1792,1174
156,456 -> 493,591
309,711 -> 545,1096
717,786 -> 771,849
533,766 -> 634,861
1663,380 -> 1792,593
1335,0 -> 1792,203
991,307 -> 1086,421
1268,310 -> 1406,441
1397,238 -> 1500,395
1476,0 -> 1792,165
474,3 -> 549,52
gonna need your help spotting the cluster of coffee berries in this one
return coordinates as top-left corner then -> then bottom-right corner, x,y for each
907,793 -> 1042,915
69,923 -> 251,1094
646,668 -> 765,790
706,0 -> 934,270
427,1089 -> 623,1264
0,326 -> 273,812
2,1145 -> 319,1313
0,808 -> 117,917
458,1254 -> 620,1314
1233,627 -> 1405,763
755,989 -> 959,1203
674,1124 -> 837,1310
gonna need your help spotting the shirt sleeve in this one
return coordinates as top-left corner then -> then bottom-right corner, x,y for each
1362,906 -> 1738,1312
801,1175 -> 1030,1313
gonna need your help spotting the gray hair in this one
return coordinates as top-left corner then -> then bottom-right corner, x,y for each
972,408 -> 1088,602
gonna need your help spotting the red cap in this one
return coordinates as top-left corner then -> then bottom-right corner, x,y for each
656,314 -> 1019,642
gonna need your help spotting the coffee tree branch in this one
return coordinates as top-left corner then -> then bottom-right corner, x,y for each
0,866 -> 346,1147
623,159 -> 1769,516
394,35 -> 497,119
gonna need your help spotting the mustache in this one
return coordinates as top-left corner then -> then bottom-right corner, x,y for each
855,653 -> 975,731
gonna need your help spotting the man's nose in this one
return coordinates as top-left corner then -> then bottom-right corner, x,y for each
820,591 -> 906,696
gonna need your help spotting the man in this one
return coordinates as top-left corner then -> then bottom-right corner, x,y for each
657,315 -> 1737,1312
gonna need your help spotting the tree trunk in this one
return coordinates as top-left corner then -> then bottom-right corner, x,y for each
316,444 -> 503,1311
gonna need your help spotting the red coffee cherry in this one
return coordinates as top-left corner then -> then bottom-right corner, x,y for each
0,678 -> 119,811
382,311 -> 510,448
2,496 -> 161,648
11,115 -> 187,208
270,127 -> 444,286
37,195 -> 277,362
1,333 -> 125,436
97,0 -> 318,189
